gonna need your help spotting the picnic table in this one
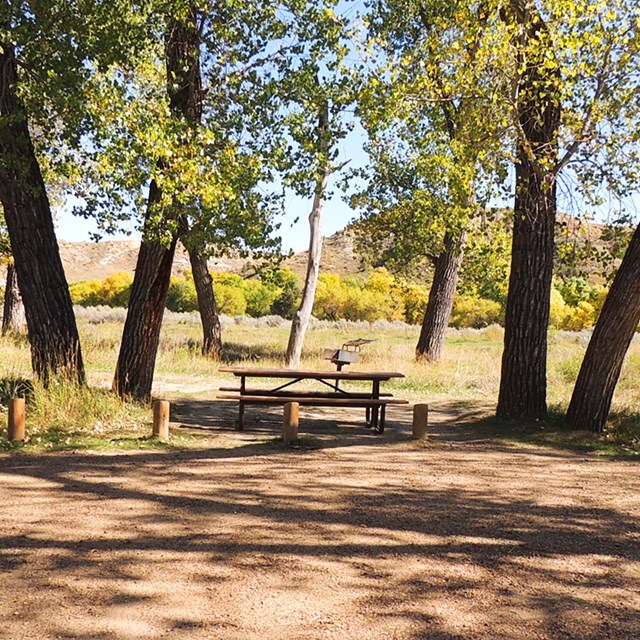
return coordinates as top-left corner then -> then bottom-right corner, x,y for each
217,366 -> 407,433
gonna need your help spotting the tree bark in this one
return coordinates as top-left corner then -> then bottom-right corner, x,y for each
416,230 -> 466,362
497,1 -> 560,419
2,263 -> 27,335
566,223 -> 640,432
113,184 -> 177,400
285,103 -> 331,369
187,244 -> 222,359
113,8 -> 203,400
0,43 -> 84,383
285,172 -> 329,368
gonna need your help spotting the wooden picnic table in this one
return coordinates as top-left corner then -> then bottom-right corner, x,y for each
217,366 -> 407,433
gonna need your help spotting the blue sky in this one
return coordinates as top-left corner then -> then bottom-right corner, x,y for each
55,125 -> 370,254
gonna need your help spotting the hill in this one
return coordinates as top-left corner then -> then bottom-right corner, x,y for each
55,230 -> 366,284
0,217 -> 627,287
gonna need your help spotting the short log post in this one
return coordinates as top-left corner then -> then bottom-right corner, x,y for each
8,398 -> 26,441
412,403 -> 429,440
152,400 -> 170,441
283,402 -> 299,443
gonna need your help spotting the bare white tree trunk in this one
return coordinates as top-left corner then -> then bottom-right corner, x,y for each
285,168 -> 329,368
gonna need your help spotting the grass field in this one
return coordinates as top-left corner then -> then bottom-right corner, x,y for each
1,310 -> 639,455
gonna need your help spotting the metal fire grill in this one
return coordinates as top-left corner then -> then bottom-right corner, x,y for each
323,338 -> 375,371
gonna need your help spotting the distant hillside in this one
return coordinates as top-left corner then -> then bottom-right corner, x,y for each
0,217 -> 627,287
55,230 -> 366,284
58,240 -> 252,283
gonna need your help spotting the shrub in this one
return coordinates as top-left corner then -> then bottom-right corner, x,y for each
450,295 -> 503,329
549,287 -> 569,328
269,269 -> 300,319
401,282 -> 429,325
69,280 -> 102,306
216,284 -> 246,315
96,272 -> 133,307
563,301 -> 596,331
244,280 -> 278,317
313,274 -> 346,321
167,276 -> 198,312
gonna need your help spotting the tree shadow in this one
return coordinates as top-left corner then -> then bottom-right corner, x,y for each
1,438 -> 638,639
221,341 -> 284,363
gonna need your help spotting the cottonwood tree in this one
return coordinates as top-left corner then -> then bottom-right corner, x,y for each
203,1 -> 355,369
108,6 -> 279,400
79,2 -> 323,399
280,64 -> 355,369
0,1 -> 152,382
566,222 -> 640,432
497,0 -> 640,418
352,0 -> 509,362
112,7 -> 206,399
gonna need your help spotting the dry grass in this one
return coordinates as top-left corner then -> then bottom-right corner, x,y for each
1,313 -> 639,453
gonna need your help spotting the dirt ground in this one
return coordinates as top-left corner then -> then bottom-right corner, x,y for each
1,400 -> 639,640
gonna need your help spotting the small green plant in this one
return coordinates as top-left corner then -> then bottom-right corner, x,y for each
0,375 -> 34,406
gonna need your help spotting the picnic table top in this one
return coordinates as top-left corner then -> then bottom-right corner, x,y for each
218,366 -> 405,381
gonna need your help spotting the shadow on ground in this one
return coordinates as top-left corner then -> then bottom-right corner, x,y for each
0,439 -> 638,639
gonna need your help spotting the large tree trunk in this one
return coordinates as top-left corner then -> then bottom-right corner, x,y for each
113,186 -> 177,400
187,244 -> 222,359
566,223 -> 640,432
2,263 -> 27,335
0,44 -> 84,383
416,230 -> 465,362
113,8 -> 203,400
497,1 -> 560,419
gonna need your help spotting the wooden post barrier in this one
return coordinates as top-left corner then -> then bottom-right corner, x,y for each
152,400 -> 170,441
8,398 -> 26,441
283,402 -> 299,443
412,403 -> 428,440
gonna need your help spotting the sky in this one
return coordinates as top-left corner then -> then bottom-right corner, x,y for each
54,127 -> 370,255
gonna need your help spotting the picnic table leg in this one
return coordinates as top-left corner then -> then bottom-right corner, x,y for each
371,380 -> 383,434
378,405 -> 386,433
237,376 -> 246,431
370,405 -> 380,432
237,400 -> 245,431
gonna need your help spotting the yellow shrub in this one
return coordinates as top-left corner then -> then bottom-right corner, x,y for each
450,296 -> 502,329
69,280 -> 102,306
563,301 -> 596,331
549,287 -> 569,328
313,274 -> 347,320
96,272 -> 133,307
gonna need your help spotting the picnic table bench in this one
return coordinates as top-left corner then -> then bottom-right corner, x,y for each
217,366 -> 407,433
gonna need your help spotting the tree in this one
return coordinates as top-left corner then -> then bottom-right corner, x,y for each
353,0 -> 508,361
497,0 -> 640,418
182,234 -> 222,359
0,13 -> 84,383
566,222 -> 640,432
234,3 -> 353,369
114,7 -> 204,400
80,2 -> 291,398
496,0 -> 561,418
285,96 -> 333,369
0,1 -> 167,383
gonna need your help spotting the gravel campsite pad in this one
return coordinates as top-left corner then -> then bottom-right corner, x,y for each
1,402 -> 639,640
